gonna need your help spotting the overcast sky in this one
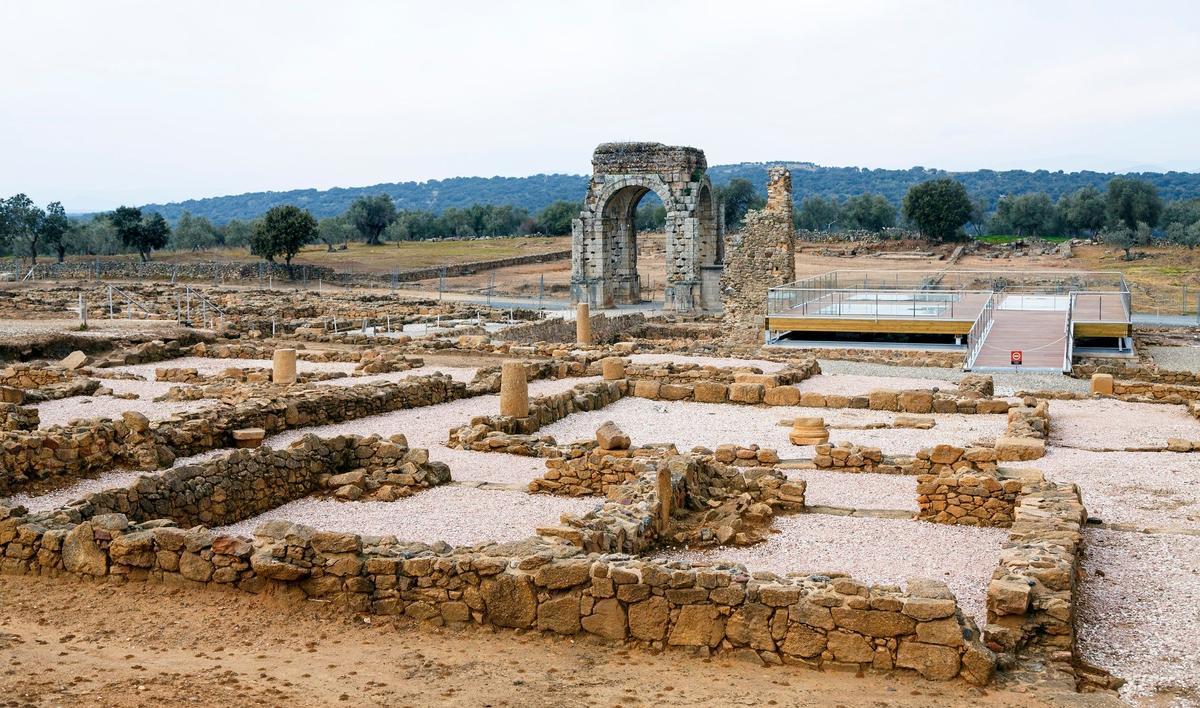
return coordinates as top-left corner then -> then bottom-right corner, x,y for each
4,0 -> 1199,211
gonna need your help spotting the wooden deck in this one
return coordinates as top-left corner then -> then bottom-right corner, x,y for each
972,310 -> 1069,369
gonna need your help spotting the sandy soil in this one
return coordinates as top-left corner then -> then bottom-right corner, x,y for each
1006,448 -> 1200,532
1048,399 -> 1200,449
217,486 -> 597,546
656,513 -> 1007,627
1078,528 -> 1200,705
0,574 -> 1094,708
537,397 -> 1006,457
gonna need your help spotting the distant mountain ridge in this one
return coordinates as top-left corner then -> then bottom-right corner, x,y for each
136,163 -> 1200,224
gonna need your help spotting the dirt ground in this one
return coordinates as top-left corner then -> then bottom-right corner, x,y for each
0,575 -> 1112,708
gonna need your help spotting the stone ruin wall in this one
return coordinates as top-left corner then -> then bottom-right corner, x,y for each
0,497 -> 994,684
0,374 -> 468,497
495,312 -> 648,345
721,166 -> 797,342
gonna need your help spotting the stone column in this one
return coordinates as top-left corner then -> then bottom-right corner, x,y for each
601,357 -> 625,380
272,348 -> 297,385
788,416 -> 829,445
499,361 -> 529,418
576,303 -> 593,345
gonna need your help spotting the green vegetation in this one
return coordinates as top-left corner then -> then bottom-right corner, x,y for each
902,179 -> 973,241
250,205 -> 318,269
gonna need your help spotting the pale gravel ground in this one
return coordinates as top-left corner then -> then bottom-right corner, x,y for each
787,469 -> 917,511
628,353 -> 788,372
1049,399 -> 1200,449
656,514 -> 1007,626
32,393 -> 208,428
214,486 -> 598,546
795,373 -> 959,396
1006,448 -> 1200,532
1146,345 -> 1200,373
0,318 -> 182,337
1078,528 -> 1200,704
813,359 -> 1092,397
537,397 -> 1007,456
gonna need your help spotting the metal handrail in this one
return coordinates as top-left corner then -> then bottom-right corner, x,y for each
107,285 -> 159,319
766,285 -> 990,320
964,294 -> 995,371
1063,293 -> 1076,373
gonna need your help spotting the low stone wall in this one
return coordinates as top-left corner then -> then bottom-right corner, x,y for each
914,448 -> 1020,527
447,380 -> 625,455
26,259 -> 338,283
67,433 -> 449,527
984,482 -> 1086,660
0,403 -> 40,432
0,501 -> 993,684
766,348 -> 965,369
16,378 -> 101,403
995,400 -> 1049,461
0,374 -> 467,496
1112,379 -> 1200,403
1072,357 -> 1200,387
0,364 -> 77,388
495,312 -> 647,345
631,380 -> 1009,415
813,442 -> 888,473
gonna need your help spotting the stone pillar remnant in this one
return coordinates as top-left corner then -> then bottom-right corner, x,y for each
272,348 -> 297,385
576,304 -> 593,345
601,357 -> 625,380
788,416 -> 830,446
499,361 -> 529,418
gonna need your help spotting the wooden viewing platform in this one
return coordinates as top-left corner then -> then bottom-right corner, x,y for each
765,269 -> 1132,372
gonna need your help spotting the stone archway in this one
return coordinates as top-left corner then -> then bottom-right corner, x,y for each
571,142 -> 724,311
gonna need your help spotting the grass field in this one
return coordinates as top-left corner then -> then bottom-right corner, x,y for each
69,237 -> 572,274
976,234 -> 1072,244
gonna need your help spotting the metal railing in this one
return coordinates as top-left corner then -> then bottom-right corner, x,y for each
107,285 -> 162,319
177,286 -> 226,328
767,284 -> 989,321
964,294 -> 995,371
780,269 -> 1129,295
1063,294 -> 1076,373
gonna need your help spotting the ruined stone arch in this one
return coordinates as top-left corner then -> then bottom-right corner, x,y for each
571,142 -> 724,311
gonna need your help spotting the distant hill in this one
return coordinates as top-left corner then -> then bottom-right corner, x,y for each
136,163 -> 1200,224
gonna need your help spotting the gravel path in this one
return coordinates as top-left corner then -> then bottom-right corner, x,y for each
537,398 -> 1006,456
1049,399 -> 1200,449
814,359 -> 1091,396
1078,528 -> 1200,703
1006,448 -> 1200,532
655,513 -> 1006,626
215,486 -> 598,546
1146,345 -> 1200,373
33,394 -> 206,428
788,469 -> 917,511
628,353 -> 788,372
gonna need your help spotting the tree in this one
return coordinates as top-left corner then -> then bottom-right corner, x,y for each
1165,221 -> 1200,249
967,197 -> 988,239
535,201 -> 579,236
1106,178 -> 1162,231
67,216 -> 121,256
840,193 -> 896,232
221,219 -> 254,249
318,216 -> 356,251
795,195 -> 840,231
347,194 -> 397,245
1100,222 -> 1152,260
40,201 -> 71,263
902,179 -> 972,241
109,206 -> 170,262
715,178 -> 764,229
1060,186 -> 1106,237
996,193 -> 1058,237
172,211 -> 219,251
250,205 -> 317,270
635,202 -> 666,231
0,194 -> 45,264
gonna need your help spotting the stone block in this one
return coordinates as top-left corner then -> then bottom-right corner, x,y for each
61,350 -> 90,370
272,348 -> 297,385
1091,373 -> 1114,395
232,428 -> 266,449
